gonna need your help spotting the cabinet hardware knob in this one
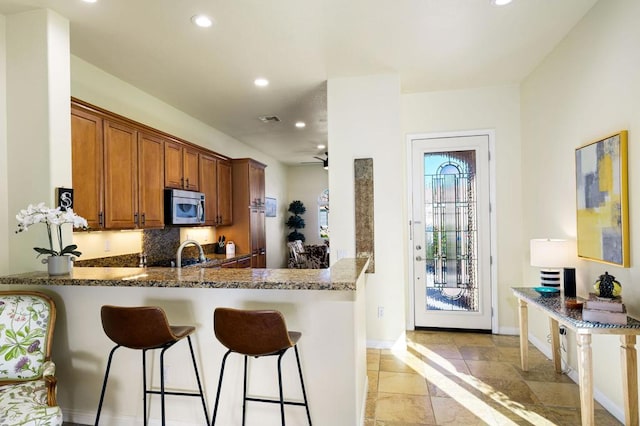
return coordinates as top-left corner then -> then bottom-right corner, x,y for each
141,213 -> 146,225
134,213 -> 139,225
99,212 -> 104,227
415,256 -> 423,261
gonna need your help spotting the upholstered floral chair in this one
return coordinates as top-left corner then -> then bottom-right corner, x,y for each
0,291 -> 62,426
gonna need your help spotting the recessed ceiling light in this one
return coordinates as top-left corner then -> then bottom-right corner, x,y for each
191,14 -> 213,28
82,0 -> 98,3
491,0 -> 512,5
254,78 -> 269,87
295,121 -> 306,128
317,144 -> 326,150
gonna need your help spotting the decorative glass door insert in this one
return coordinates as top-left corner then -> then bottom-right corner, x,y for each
423,150 -> 478,311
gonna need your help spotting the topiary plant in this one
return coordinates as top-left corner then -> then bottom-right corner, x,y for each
286,200 -> 306,242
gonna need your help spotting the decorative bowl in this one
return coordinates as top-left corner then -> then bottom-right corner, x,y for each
533,286 -> 560,297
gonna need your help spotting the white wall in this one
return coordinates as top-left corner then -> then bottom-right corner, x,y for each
0,15 -> 8,275
5,10 -> 71,274
402,85 -> 523,332
328,74 -> 406,344
286,164 -> 328,246
521,0 -> 640,419
69,56 -> 289,268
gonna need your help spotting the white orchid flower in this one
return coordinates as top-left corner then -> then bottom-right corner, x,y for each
15,203 -> 88,258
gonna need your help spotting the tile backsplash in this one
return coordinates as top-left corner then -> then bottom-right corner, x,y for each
75,228 -> 217,267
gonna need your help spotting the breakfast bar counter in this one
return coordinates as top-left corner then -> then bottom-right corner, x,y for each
0,258 -> 369,426
0,258 -> 366,290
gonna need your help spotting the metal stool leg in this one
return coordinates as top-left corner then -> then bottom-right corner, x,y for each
211,350 -> 232,426
143,349 -> 148,426
160,346 -> 170,426
294,345 -> 312,425
95,345 -> 120,426
277,351 -> 286,426
186,335 -> 209,424
242,355 -> 248,426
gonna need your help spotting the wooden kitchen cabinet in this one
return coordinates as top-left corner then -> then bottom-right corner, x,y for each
199,154 -> 233,226
71,106 -> 104,229
103,124 -> 165,229
217,160 -> 233,225
136,132 -> 165,228
71,102 -> 164,230
217,158 -> 267,268
103,120 -> 138,229
72,98 -> 232,230
165,140 -> 199,191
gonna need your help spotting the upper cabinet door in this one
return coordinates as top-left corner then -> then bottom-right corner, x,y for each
164,141 -> 200,191
164,140 -> 184,189
183,147 -> 200,191
138,132 -> 165,228
104,120 -> 138,229
217,160 -> 233,225
71,107 -> 104,229
199,153 -> 218,226
249,161 -> 265,207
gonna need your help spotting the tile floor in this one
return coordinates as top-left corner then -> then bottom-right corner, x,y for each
365,330 -> 622,425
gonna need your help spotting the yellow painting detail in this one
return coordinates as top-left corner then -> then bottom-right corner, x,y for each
575,130 -> 629,267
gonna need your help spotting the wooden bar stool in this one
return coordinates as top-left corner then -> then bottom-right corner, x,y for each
211,308 -> 312,425
95,305 -> 209,425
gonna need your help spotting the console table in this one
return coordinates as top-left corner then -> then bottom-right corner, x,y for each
512,287 -> 640,426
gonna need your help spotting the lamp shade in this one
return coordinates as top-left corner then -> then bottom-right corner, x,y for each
530,239 -> 571,268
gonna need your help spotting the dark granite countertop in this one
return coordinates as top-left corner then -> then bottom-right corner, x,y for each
0,258 -> 369,291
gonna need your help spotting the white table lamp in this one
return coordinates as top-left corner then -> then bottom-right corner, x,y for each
530,239 -> 571,287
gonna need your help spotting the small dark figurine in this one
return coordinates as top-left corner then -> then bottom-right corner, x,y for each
595,271 -> 621,298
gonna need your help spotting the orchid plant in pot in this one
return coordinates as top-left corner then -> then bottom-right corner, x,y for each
15,202 -> 88,275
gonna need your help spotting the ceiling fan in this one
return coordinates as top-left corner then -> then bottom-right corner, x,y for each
302,152 -> 328,169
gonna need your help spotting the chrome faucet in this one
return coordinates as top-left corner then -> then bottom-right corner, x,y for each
176,239 -> 206,268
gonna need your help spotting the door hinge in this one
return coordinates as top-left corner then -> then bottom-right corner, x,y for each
490,255 -> 493,265
409,220 -> 413,240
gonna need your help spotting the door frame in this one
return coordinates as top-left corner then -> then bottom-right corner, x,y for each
406,129 -> 498,333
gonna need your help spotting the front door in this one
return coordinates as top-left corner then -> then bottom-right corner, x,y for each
411,133 -> 493,330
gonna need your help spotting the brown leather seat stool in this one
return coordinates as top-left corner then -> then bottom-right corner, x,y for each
95,305 -> 208,425
212,307 -> 312,425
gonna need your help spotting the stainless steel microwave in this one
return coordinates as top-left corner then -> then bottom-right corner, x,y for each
165,189 -> 205,225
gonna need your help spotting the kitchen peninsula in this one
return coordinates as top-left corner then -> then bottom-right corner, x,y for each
0,258 -> 369,426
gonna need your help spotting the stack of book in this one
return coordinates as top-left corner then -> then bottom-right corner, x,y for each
582,293 -> 627,325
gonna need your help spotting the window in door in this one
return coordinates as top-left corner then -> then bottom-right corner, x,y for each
424,151 -> 478,312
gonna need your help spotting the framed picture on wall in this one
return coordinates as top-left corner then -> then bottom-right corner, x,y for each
265,197 -> 277,217
575,130 -> 629,267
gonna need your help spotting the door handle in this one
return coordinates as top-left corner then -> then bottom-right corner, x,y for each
415,256 -> 423,261
416,245 -> 422,250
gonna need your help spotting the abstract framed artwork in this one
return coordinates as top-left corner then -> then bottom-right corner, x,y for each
575,130 -> 629,267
